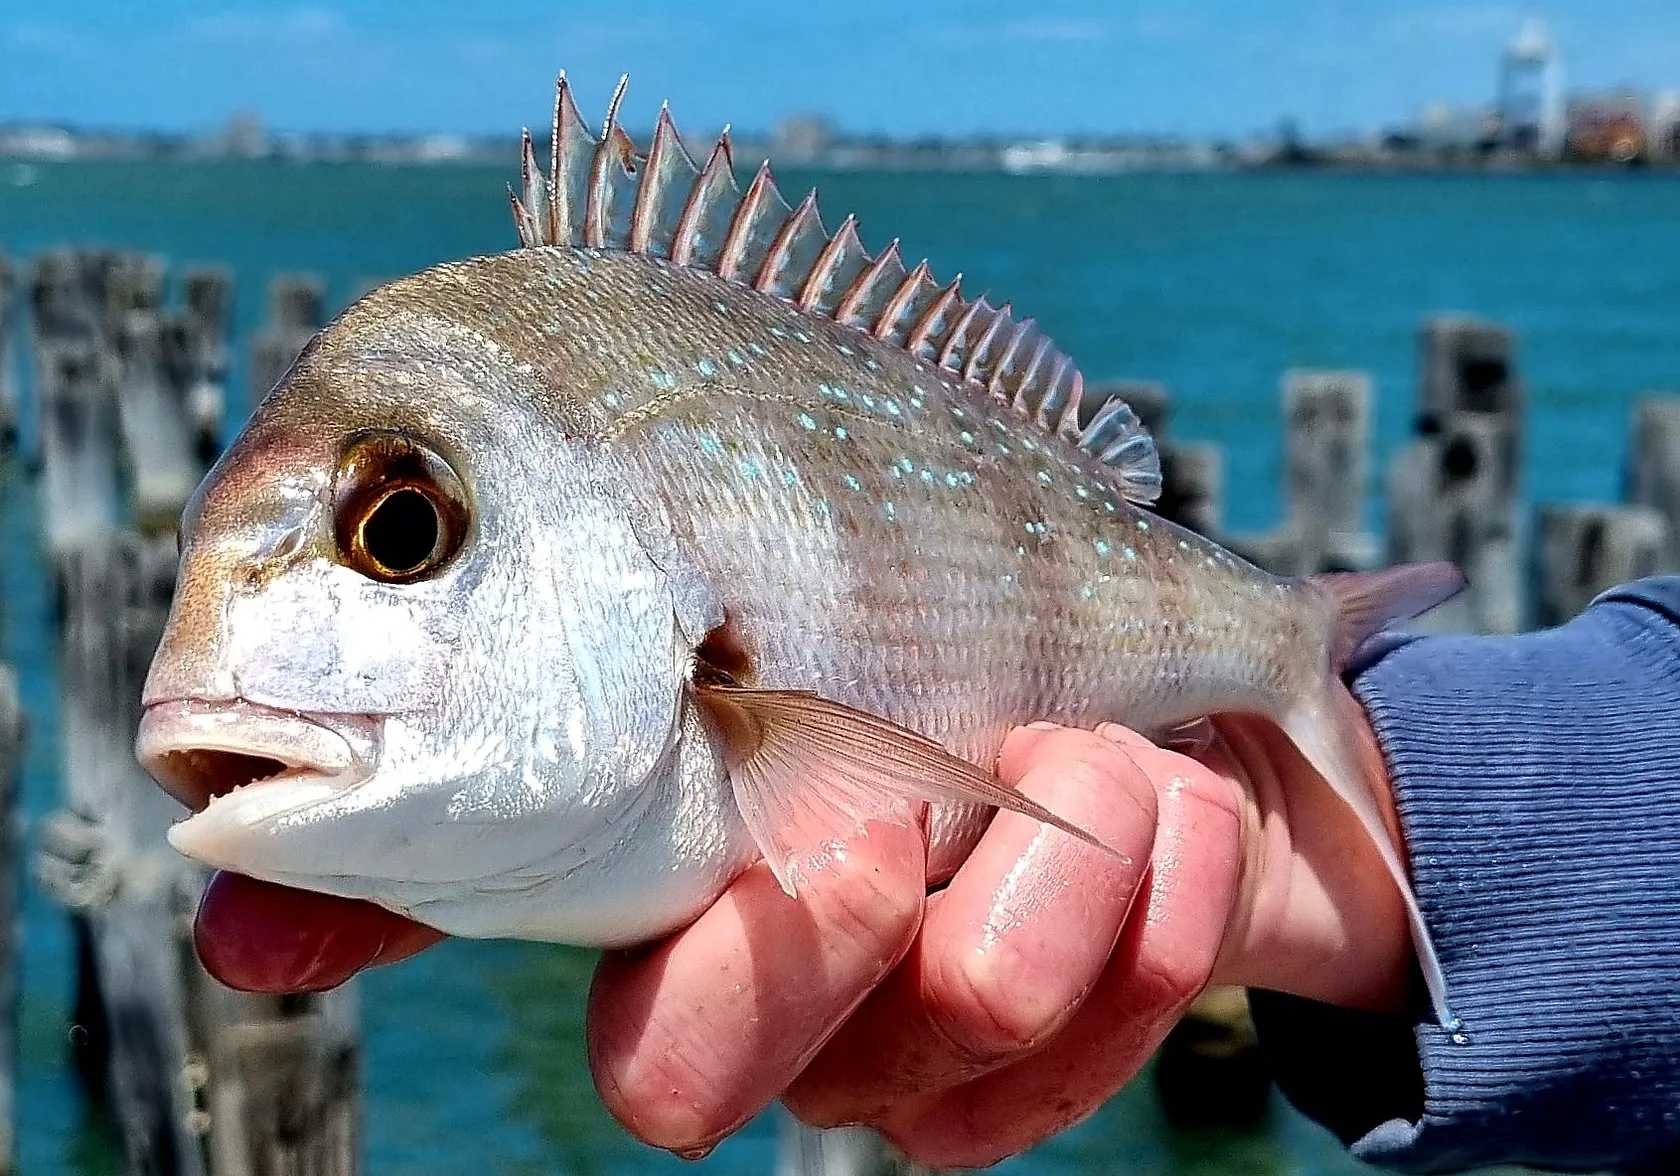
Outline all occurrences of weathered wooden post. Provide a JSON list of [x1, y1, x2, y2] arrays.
[[1387, 317, 1525, 632], [168, 268, 233, 467], [1535, 505, 1667, 627], [116, 309, 209, 535], [0, 252, 17, 450], [250, 275, 325, 406], [1225, 369, 1379, 575], [1282, 369, 1377, 572], [0, 666, 21, 1176], [32, 251, 363, 1175], [1625, 396, 1680, 572]]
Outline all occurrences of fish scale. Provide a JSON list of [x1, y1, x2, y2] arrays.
[[136, 73, 1463, 1029]]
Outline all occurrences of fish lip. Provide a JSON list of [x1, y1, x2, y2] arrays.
[[136, 698, 370, 813]]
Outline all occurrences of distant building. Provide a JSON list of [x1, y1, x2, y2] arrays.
[[1652, 91, 1680, 160], [1567, 91, 1648, 162], [222, 112, 271, 159], [773, 115, 836, 163], [1497, 16, 1566, 156]]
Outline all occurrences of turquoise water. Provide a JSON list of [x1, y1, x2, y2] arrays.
[[5, 159, 1678, 1174]]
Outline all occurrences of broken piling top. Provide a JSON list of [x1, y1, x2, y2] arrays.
[[1418, 315, 1525, 427], [1626, 396, 1680, 572], [250, 273, 327, 406], [114, 307, 208, 535], [1283, 368, 1372, 543], [1536, 504, 1667, 626], [0, 252, 16, 448]]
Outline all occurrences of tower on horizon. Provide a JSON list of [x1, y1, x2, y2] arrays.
[[1498, 15, 1566, 156]]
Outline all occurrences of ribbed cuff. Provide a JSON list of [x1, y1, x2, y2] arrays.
[[1251, 581, 1680, 1175]]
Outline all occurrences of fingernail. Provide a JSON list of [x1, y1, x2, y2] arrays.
[[675, 1143, 716, 1162], [1025, 720, 1065, 731]]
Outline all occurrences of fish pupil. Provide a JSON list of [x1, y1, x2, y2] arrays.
[[362, 488, 440, 575]]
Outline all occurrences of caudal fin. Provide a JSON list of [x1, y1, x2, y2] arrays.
[[1283, 562, 1465, 1028], [1309, 562, 1464, 671]]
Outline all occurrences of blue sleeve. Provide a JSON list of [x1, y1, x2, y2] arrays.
[[1248, 576, 1680, 1175]]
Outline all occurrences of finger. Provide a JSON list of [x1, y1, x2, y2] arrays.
[[195, 870, 445, 993], [586, 818, 926, 1154], [883, 744, 1246, 1168], [785, 728, 1157, 1128]]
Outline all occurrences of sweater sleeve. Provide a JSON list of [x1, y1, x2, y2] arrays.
[[1248, 577, 1680, 1176]]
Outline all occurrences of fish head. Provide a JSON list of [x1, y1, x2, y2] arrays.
[[138, 253, 741, 944]]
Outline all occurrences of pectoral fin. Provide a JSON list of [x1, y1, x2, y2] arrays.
[[692, 684, 1124, 896]]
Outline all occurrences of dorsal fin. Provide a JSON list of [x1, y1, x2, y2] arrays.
[[510, 72, 1159, 506]]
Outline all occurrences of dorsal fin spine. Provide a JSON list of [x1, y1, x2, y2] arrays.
[[672, 133, 734, 266], [963, 303, 1010, 384], [719, 162, 774, 282], [836, 239, 899, 326], [797, 213, 853, 310], [906, 276, 961, 356], [875, 260, 929, 341], [937, 297, 984, 370], [991, 317, 1034, 397], [547, 76, 565, 243], [755, 189, 820, 293], [509, 74, 1161, 506]]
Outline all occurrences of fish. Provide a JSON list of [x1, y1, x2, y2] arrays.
[[135, 74, 1462, 1024]]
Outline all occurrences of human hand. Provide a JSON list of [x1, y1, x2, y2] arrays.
[[587, 713, 1414, 1166]]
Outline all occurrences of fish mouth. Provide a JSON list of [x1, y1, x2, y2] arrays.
[[137, 698, 368, 813]]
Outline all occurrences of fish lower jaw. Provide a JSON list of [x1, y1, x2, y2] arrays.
[[136, 697, 372, 815]]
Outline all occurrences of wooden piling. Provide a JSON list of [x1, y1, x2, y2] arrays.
[[250, 275, 326, 405], [0, 667, 21, 1176], [1535, 505, 1667, 627], [27, 249, 362, 1174], [1226, 369, 1379, 576], [0, 252, 17, 449], [1388, 318, 1526, 632], [1625, 396, 1680, 572]]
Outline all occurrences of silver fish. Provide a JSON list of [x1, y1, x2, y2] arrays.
[[136, 75, 1461, 1023]]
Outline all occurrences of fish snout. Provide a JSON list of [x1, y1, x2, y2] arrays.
[[136, 698, 368, 813]]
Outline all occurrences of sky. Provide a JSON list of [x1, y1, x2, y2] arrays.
[[3, 1, 1680, 140]]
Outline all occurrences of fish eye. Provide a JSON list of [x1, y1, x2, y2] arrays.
[[334, 431, 470, 583]]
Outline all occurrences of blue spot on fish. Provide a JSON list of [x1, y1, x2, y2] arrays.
[[884, 400, 902, 417], [920, 469, 934, 484], [1094, 538, 1111, 556], [649, 370, 677, 391], [799, 413, 818, 430], [1037, 470, 1052, 486], [770, 326, 787, 339], [602, 391, 621, 408], [1123, 545, 1138, 561], [844, 474, 863, 491], [782, 469, 798, 488], [728, 349, 746, 366], [748, 341, 768, 357], [737, 458, 763, 479], [714, 300, 730, 314], [834, 426, 849, 441], [960, 431, 976, 445], [699, 436, 724, 457], [945, 473, 961, 487], [697, 358, 718, 378], [1082, 586, 1095, 601], [1136, 519, 1150, 532], [837, 343, 853, 355], [885, 502, 897, 522]]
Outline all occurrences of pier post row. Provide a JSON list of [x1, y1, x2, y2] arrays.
[[27, 250, 363, 1176]]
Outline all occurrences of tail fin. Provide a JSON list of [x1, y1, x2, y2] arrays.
[[1309, 562, 1465, 670], [1283, 562, 1465, 1028]]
